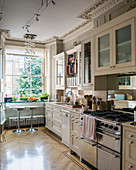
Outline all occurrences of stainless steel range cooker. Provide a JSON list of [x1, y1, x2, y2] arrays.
[[80, 110, 134, 170]]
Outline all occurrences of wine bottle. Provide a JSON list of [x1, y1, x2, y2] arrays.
[[134, 106, 136, 121]]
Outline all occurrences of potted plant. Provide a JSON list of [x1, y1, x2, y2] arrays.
[[39, 93, 50, 101], [12, 95, 18, 101], [20, 96, 29, 101]]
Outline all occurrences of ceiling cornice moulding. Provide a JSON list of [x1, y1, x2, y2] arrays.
[[77, 0, 125, 20], [60, 20, 94, 43]]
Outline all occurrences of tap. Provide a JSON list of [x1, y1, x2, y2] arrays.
[[66, 91, 74, 105]]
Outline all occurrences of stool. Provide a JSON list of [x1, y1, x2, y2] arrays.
[[12, 107, 25, 133], [26, 106, 38, 132]]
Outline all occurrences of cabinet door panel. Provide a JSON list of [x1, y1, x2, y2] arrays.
[[95, 29, 113, 72], [98, 34, 110, 67], [125, 138, 136, 165], [70, 134, 80, 153], [116, 25, 131, 64], [84, 42, 91, 84], [113, 18, 135, 68], [125, 161, 136, 170]]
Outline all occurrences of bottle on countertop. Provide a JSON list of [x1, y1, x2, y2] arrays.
[[92, 96, 97, 111], [134, 106, 136, 121]]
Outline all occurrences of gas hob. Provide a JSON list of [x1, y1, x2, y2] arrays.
[[83, 110, 134, 123]]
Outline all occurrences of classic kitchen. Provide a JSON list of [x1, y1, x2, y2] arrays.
[[0, 0, 136, 170]]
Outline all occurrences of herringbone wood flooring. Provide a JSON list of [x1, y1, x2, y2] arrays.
[[0, 127, 91, 170]]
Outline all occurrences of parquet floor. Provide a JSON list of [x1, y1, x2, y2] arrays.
[[0, 127, 91, 170]]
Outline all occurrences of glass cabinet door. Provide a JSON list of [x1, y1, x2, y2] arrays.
[[116, 25, 131, 64], [98, 34, 110, 67], [78, 51, 82, 85], [84, 42, 91, 84], [56, 58, 64, 86]]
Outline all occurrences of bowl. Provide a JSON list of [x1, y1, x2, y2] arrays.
[[82, 106, 89, 111]]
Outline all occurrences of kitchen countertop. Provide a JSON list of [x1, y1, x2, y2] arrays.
[[122, 122, 136, 129], [46, 102, 83, 113]]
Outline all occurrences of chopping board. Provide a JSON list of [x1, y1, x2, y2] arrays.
[[65, 104, 82, 108]]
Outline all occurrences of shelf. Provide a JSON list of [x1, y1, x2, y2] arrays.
[[67, 86, 77, 88], [117, 40, 131, 47], [98, 47, 110, 52]]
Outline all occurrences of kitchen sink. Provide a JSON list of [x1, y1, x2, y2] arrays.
[[55, 103, 66, 105]]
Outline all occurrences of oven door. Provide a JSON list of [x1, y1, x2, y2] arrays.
[[97, 145, 120, 170], [97, 131, 121, 153], [80, 137, 97, 168]]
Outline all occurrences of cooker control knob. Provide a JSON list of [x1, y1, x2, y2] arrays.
[[109, 125, 113, 129], [100, 122, 104, 126], [114, 126, 119, 131], [104, 124, 109, 128]]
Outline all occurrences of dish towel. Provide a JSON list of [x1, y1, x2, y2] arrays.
[[81, 114, 88, 137], [86, 116, 96, 140]]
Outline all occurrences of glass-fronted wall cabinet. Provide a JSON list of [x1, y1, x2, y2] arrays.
[[113, 19, 135, 68], [95, 18, 135, 74], [96, 29, 112, 71], [82, 38, 92, 87], [66, 45, 81, 88], [54, 52, 65, 90]]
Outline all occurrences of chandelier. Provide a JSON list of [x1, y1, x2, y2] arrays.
[[24, 33, 37, 55]]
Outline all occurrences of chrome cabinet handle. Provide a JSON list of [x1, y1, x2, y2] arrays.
[[110, 65, 112, 68], [98, 146, 120, 158], [128, 165, 133, 169], [129, 134, 133, 138], [128, 141, 133, 144], [75, 121, 78, 123], [97, 131, 120, 140], [80, 138, 97, 147], [75, 136, 78, 139]]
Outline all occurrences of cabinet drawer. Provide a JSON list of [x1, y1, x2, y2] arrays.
[[46, 118, 53, 129], [126, 130, 136, 141], [125, 161, 136, 170], [52, 121, 62, 136], [53, 111, 62, 122], [71, 120, 80, 135], [70, 134, 80, 154], [125, 138, 136, 165]]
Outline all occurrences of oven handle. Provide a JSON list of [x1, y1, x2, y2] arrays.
[[80, 137, 97, 147], [97, 146, 120, 158], [97, 131, 120, 140]]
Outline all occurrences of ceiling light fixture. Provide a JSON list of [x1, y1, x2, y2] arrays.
[[24, 34, 37, 55], [0, 13, 2, 21], [0, 0, 6, 21], [51, 0, 56, 6], [35, 14, 40, 21], [22, 25, 30, 33], [22, 0, 56, 33]]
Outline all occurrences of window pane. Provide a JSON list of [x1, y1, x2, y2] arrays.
[[31, 64, 42, 75], [20, 76, 30, 89], [21, 63, 30, 76], [20, 90, 31, 96], [6, 54, 43, 97], [6, 62, 13, 75], [32, 89, 42, 96], [32, 77, 42, 89]]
